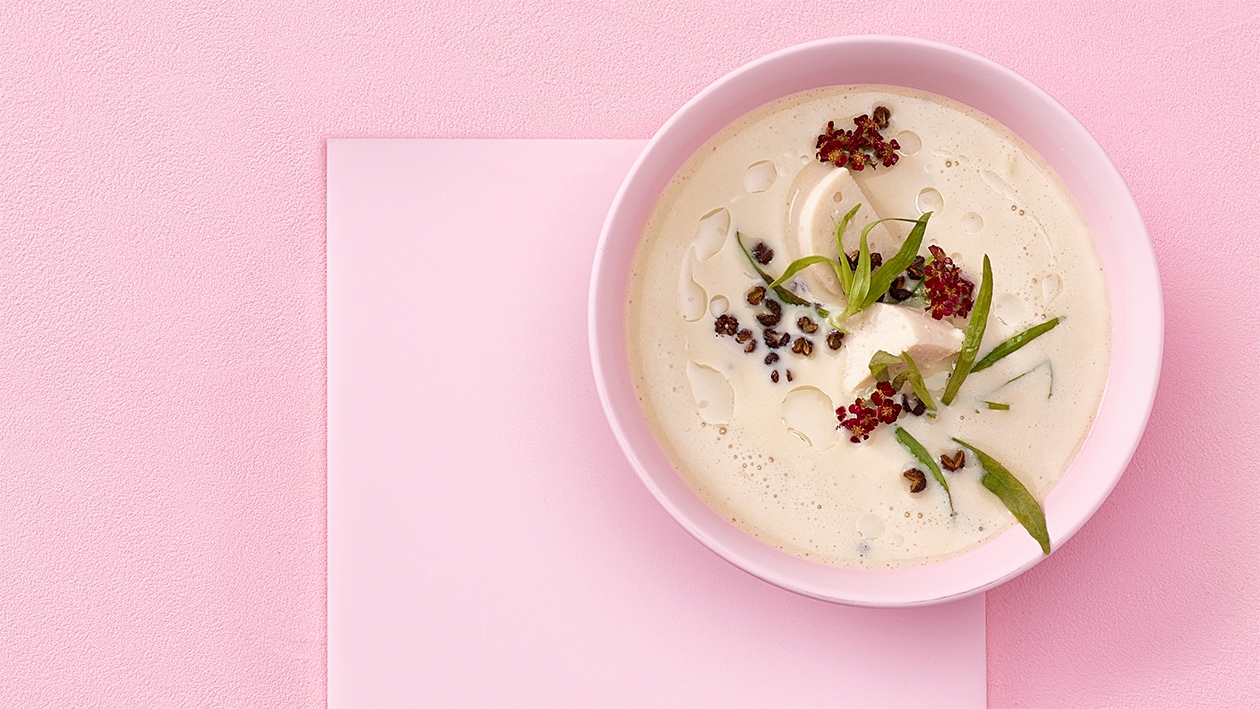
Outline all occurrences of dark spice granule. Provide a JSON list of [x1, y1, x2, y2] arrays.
[[846, 250, 884, 272], [901, 393, 927, 416], [770, 370, 780, 383], [872, 105, 891, 128], [714, 314, 739, 336], [941, 450, 966, 472], [763, 329, 790, 348], [735, 329, 752, 343], [785, 370, 793, 382], [887, 275, 914, 302], [743, 339, 757, 354], [764, 352, 779, 365], [751, 241, 774, 265], [746, 286, 766, 306], [756, 299, 782, 327], [906, 254, 926, 281], [797, 316, 818, 334], [903, 468, 927, 493], [791, 337, 813, 357], [826, 330, 845, 350]]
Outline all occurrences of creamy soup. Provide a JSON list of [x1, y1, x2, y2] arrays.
[[626, 86, 1110, 568]]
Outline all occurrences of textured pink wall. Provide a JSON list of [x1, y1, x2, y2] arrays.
[[1, 1, 1256, 706]]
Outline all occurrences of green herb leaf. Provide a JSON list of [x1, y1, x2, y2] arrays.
[[833, 203, 863, 296], [868, 350, 903, 383], [736, 232, 813, 308], [769, 255, 838, 288], [953, 438, 1050, 555], [845, 228, 873, 318], [861, 212, 931, 310], [984, 401, 1010, 410], [941, 255, 993, 405], [895, 427, 953, 514], [900, 350, 937, 412], [972, 317, 1061, 373], [1000, 361, 1054, 400]]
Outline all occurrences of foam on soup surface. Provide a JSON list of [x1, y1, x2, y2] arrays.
[[626, 86, 1110, 569]]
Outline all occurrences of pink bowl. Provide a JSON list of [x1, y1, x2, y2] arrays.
[[588, 36, 1162, 606]]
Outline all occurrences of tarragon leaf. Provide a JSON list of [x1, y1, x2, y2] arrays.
[[868, 350, 903, 383], [972, 317, 1061, 372], [894, 427, 953, 514], [833, 204, 862, 296], [1005, 361, 1054, 399], [953, 438, 1050, 555], [769, 255, 838, 288], [860, 212, 931, 310], [941, 255, 993, 405], [846, 228, 873, 318], [984, 401, 1010, 410], [900, 350, 937, 412]]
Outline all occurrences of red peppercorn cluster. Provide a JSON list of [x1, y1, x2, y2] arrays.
[[815, 107, 900, 172], [922, 245, 975, 320], [836, 381, 903, 443]]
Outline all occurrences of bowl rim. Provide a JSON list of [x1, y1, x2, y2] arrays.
[[588, 35, 1163, 606]]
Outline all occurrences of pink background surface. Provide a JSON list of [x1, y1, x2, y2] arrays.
[[2, 1, 1257, 707], [326, 139, 984, 707]]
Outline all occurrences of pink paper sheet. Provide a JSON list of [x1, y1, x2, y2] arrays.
[[327, 139, 985, 707]]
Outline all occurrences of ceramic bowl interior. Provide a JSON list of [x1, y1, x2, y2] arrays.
[[588, 36, 1162, 606]]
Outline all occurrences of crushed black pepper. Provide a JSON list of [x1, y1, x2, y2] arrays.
[[790, 337, 813, 357], [714, 314, 739, 336], [826, 330, 845, 350], [763, 352, 779, 365], [746, 286, 766, 306], [797, 316, 818, 333]]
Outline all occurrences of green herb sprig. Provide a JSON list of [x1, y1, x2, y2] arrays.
[[762, 209, 931, 324], [857, 213, 930, 313], [1003, 362, 1055, 400], [953, 438, 1050, 555], [869, 350, 936, 412], [900, 351, 936, 412], [972, 317, 1061, 372], [941, 255, 993, 405]]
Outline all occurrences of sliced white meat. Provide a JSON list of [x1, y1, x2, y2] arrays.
[[840, 303, 964, 394]]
